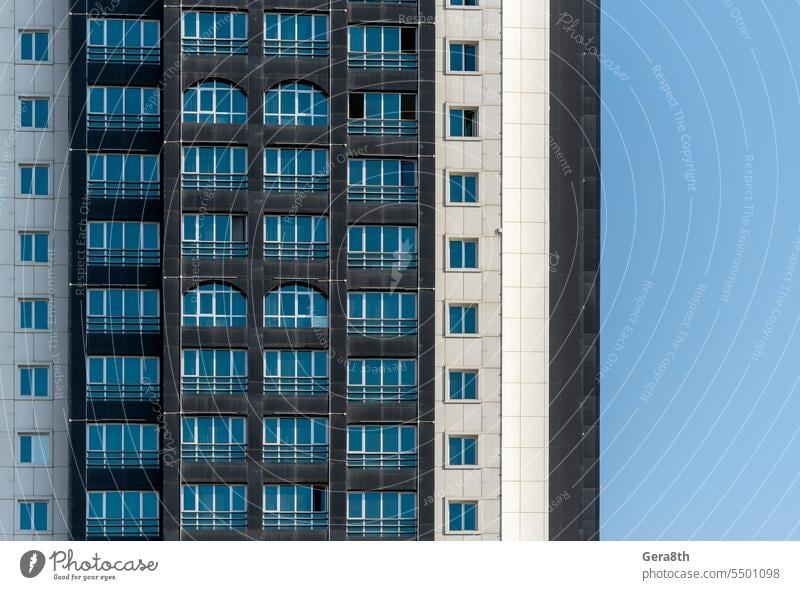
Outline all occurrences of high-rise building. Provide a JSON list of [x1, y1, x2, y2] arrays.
[[1, 0, 599, 541]]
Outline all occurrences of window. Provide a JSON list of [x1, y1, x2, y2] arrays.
[[183, 214, 247, 258], [448, 239, 478, 269], [20, 233, 48, 263], [347, 491, 416, 537], [87, 423, 159, 468], [448, 304, 478, 335], [264, 285, 328, 329], [347, 425, 416, 469], [87, 87, 160, 130], [264, 148, 329, 192], [87, 491, 159, 539], [182, 416, 246, 462], [182, 484, 247, 530], [183, 146, 247, 191], [449, 42, 478, 72], [19, 299, 48, 330], [263, 485, 327, 531], [183, 80, 247, 124], [450, 0, 478, 5], [347, 359, 416, 403], [88, 153, 159, 200], [182, 349, 247, 395], [264, 215, 328, 260], [347, 292, 417, 336], [182, 11, 247, 55], [87, 19, 160, 63], [87, 289, 159, 333], [19, 31, 48, 61], [449, 173, 478, 203], [263, 417, 328, 462], [448, 435, 478, 466], [88, 221, 160, 266], [19, 165, 48, 196], [19, 366, 48, 398], [348, 226, 417, 269], [449, 108, 479, 137], [264, 13, 329, 57], [348, 159, 417, 202], [18, 434, 49, 465], [348, 93, 417, 135], [182, 282, 246, 327], [448, 370, 478, 400], [19, 98, 48, 129], [348, 26, 416, 70], [19, 501, 48, 533], [448, 501, 478, 532], [264, 350, 328, 396], [87, 356, 159, 400], [265, 82, 328, 126]]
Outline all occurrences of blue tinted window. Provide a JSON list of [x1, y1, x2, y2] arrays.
[[449, 174, 478, 203], [20, 165, 48, 196], [20, 233, 48, 263], [449, 239, 478, 269], [449, 305, 478, 334], [448, 436, 478, 466], [20, 501, 48, 532], [20, 366, 48, 397], [20, 300, 48, 330], [448, 370, 478, 400], [448, 501, 477, 532], [20, 31, 48, 61], [449, 43, 478, 71], [449, 108, 478, 137], [20, 98, 48, 129]]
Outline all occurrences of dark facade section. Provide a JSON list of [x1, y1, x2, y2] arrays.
[[548, 0, 601, 541]]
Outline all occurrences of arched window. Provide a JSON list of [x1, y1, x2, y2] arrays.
[[264, 285, 327, 328], [183, 80, 247, 124], [264, 81, 328, 126], [183, 282, 247, 327]]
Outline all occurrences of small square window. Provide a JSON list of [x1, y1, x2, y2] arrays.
[[20, 98, 49, 129], [448, 435, 478, 466], [448, 304, 478, 335], [20, 31, 49, 61], [448, 501, 478, 532], [20, 165, 49, 196], [450, 0, 479, 6], [20, 233, 49, 263], [449, 43, 478, 72], [449, 108, 478, 137], [449, 239, 478, 269], [19, 299, 48, 330], [449, 174, 478, 204], [19, 500, 48, 532], [18, 433, 49, 465], [20, 366, 48, 397], [449, 370, 478, 400]]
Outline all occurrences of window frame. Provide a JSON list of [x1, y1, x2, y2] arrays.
[[182, 213, 248, 258], [181, 416, 247, 462], [347, 358, 417, 403], [19, 30, 50, 62], [263, 12, 330, 57], [447, 40, 480, 74], [263, 416, 329, 463], [446, 500, 480, 534], [348, 25, 417, 70], [182, 146, 248, 192], [264, 81, 329, 126], [87, 18, 160, 63], [447, 237, 480, 271], [86, 422, 160, 468], [446, 368, 480, 403], [263, 147, 329, 193], [348, 92, 418, 136], [447, 302, 479, 336], [19, 232, 49, 264], [347, 225, 418, 270], [183, 80, 248, 124], [446, 171, 480, 206], [17, 432, 50, 466], [18, 163, 50, 197], [347, 291, 418, 337], [347, 158, 418, 203], [18, 298, 49, 331], [346, 424, 417, 470], [87, 355, 160, 401], [181, 11, 248, 55], [87, 221, 160, 267], [447, 106, 480, 139], [181, 484, 247, 531], [86, 86, 160, 130], [446, 434, 479, 468], [18, 365, 49, 398], [263, 349, 329, 397], [182, 282, 247, 328], [181, 348, 248, 396], [263, 484, 328, 531], [264, 285, 329, 329], [18, 97, 49, 130], [88, 152, 160, 200], [18, 499, 50, 533], [263, 215, 329, 260], [86, 289, 159, 333], [86, 490, 159, 539]]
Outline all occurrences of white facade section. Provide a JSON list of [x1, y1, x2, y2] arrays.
[[434, 0, 503, 539], [500, 0, 550, 540], [0, 1, 69, 539]]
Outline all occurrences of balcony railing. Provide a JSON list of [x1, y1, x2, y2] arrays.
[[86, 517, 159, 539], [181, 511, 247, 530], [87, 383, 159, 401], [263, 511, 328, 531], [182, 173, 247, 192], [347, 451, 416, 470], [347, 184, 417, 203], [87, 449, 160, 469], [264, 39, 328, 58], [182, 241, 247, 259], [181, 376, 247, 396], [347, 384, 416, 403], [87, 46, 160, 64], [263, 443, 328, 463], [87, 113, 160, 131], [88, 247, 160, 267], [181, 442, 246, 463], [347, 118, 417, 136], [182, 39, 247, 55], [263, 174, 329, 193], [348, 51, 417, 70], [263, 242, 328, 260], [347, 518, 416, 538], [347, 252, 417, 270], [263, 375, 328, 397], [86, 316, 159, 333], [347, 318, 417, 337], [87, 179, 159, 200]]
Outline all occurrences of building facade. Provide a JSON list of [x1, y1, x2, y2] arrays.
[[0, 0, 599, 541]]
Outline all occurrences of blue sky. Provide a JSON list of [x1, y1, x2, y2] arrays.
[[601, 1, 800, 539]]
